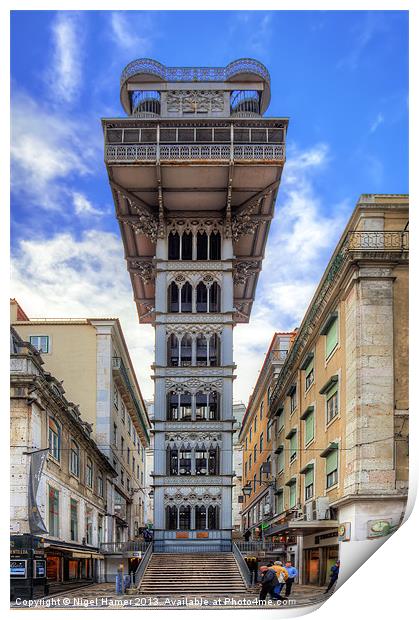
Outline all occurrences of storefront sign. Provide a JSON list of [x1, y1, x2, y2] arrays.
[[338, 522, 351, 542], [130, 551, 142, 558], [10, 560, 27, 578]]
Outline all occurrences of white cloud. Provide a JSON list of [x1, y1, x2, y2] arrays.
[[73, 192, 104, 217], [369, 112, 384, 133], [233, 142, 350, 404], [47, 12, 84, 105], [110, 12, 153, 54], [11, 230, 155, 400], [228, 12, 274, 56], [11, 91, 100, 211]]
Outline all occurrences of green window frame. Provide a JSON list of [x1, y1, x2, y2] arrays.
[[289, 482, 296, 508], [326, 449, 338, 488], [305, 411, 315, 445], [29, 335, 49, 353], [326, 383, 339, 423], [276, 490, 284, 514], [304, 468, 314, 500], [278, 446, 284, 473], [325, 316, 338, 358], [48, 418, 61, 461]]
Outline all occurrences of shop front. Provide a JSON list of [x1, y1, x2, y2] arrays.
[[43, 542, 103, 592], [10, 535, 47, 601], [303, 530, 339, 586]]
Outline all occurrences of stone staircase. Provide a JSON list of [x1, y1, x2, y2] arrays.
[[138, 553, 249, 595]]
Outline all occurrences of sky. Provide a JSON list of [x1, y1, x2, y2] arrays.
[[10, 10, 408, 405]]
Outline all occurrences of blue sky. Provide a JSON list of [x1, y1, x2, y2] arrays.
[[10, 10, 408, 402]]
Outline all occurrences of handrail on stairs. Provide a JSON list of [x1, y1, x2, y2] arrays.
[[232, 542, 252, 588], [134, 542, 154, 588]]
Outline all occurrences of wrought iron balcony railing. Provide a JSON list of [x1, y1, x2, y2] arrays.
[[346, 230, 409, 251], [105, 143, 285, 164]]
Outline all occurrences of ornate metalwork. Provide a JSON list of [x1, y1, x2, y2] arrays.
[[106, 144, 283, 163], [233, 260, 259, 285], [231, 201, 261, 241], [166, 218, 224, 237], [167, 90, 224, 115], [165, 377, 223, 394], [347, 231, 409, 251], [121, 58, 270, 87]]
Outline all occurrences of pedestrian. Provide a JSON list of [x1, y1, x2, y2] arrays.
[[271, 561, 288, 599], [284, 561, 298, 598], [259, 566, 279, 601], [325, 560, 340, 593], [247, 556, 258, 585], [244, 529, 252, 542]]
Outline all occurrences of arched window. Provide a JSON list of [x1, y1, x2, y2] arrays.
[[167, 447, 179, 475], [195, 505, 207, 530], [48, 418, 61, 461], [208, 334, 219, 366], [180, 334, 192, 366], [180, 282, 192, 312], [197, 232, 208, 260], [195, 449, 208, 475], [179, 505, 191, 530], [208, 505, 219, 530], [167, 392, 192, 421], [168, 282, 179, 312], [69, 440, 80, 476], [209, 391, 219, 420], [208, 448, 218, 475], [209, 232, 221, 259], [195, 391, 219, 421], [166, 505, 177, 530], [196, 335, 208, 366], [196, 282, 207, 313], [167, 334, 179, 367], [209, 283, 221, 312], [181, 232, 192, 260], [168, 232, 180, 260], [179, 450, 192, 475]]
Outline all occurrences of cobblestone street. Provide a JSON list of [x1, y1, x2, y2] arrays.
[[11, 582, 333, 610]]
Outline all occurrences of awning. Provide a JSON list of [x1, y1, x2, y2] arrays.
[[44, 545, 102, 559], [265, 519, 339, 537]]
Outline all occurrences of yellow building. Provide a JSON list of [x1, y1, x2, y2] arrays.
[[11, 301, 151, 554], [238, 332, 295, 537], [267, 194, 409, 586]]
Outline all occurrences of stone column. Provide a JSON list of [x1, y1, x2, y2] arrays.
[[344, 265, 396, 496]]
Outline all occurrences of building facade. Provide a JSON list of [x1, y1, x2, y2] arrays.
[[103, 58, 287, 551], [11, 303, 151, 553], [10, 328, 117, 596], [232, 401, 246, 533], [267, 195, 409, 586], [238, 333, 294, 541]]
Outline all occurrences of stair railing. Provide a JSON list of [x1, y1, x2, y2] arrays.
[[134, 542, 153, 587], [232, 542, 252, 588]]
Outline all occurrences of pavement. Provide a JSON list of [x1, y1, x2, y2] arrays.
[[11, 582, 334, 610]]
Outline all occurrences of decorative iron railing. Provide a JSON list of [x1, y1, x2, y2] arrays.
[[121, 58, 270, 87], [100, 541, 151, 554], [235, 541, 282, 553], [346, 230, 409, 251], [105, 143, 285, 163]]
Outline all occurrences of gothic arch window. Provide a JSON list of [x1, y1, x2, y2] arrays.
[[167, 391, 192, 421], [167, 333, 179, 367], [180, 334, 192, 366], [208, 447, 218, 475], [209, 282, 221, 312], [196, 334, 208, 366], [168, 282, 179, 312], [181, 232, 193, 260], [180, 282, 192, 312], [209, 334, 220, 366], [195, 505, 207, 530], [208, 505, 219, 530], [197, 231, 208, 260], [195, 390, 220, 421], [196, 282, 208, 313], [179, 505, 191, 530], [179, 449, 192, 475], [167, 446, 179, 475], [209, 232, 221, 259], [168, 232, 180, 260], [166, 505, 177, 530], [195, 449, 208, 475]]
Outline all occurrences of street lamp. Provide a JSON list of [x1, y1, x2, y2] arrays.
[[242, 483, 252, 496]]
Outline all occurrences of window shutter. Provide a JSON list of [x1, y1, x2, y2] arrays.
[[326, 317, 338, 358], [326, 382, 338, 399], [326, 449, 338, 474], [305, 468, 314, 487], [290, 432, 297, 452], [278, 410, 284, 430], [305, 358, 314, 376], [289, 483, 296, 507], [305, 412, 314, 443]]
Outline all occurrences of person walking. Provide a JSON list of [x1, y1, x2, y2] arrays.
[[259, 566, 279, 601], [244, 529, 252, 542], [284, 561, 298, 598], [271, 561, 288, 599], [325, 560, 340, 593], [248, 556, 258, 586]]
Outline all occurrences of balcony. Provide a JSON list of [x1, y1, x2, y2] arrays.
[[100, 541, 151, 555], [346, 230, 409, 252], [105, 143, 284, 164]]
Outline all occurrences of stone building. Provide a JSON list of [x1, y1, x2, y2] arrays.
[[103, 58, 287, 552], [10, 328, 117, 593], [267, 195, 409, 586], [232, 401, 246, 533], [11, 302, 151, 571], [238, 333, 295, 541]]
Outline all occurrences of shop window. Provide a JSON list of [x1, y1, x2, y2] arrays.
[[48, 418, 61, 461]]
